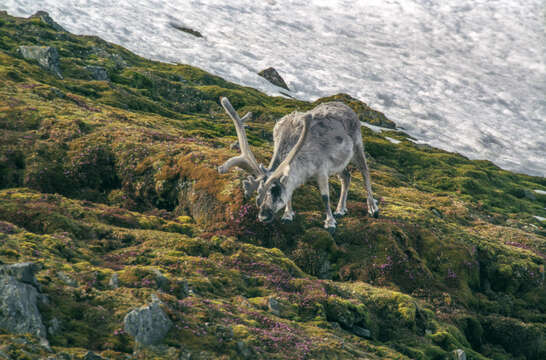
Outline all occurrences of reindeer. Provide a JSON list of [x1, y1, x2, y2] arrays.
[[218, 97, 379, 231]]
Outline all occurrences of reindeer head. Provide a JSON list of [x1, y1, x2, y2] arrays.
[[255, 175, 287, 223], [217, 97, 311, 223]]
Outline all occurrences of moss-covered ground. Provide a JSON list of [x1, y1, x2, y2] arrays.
[[0, 11, 544, 359]]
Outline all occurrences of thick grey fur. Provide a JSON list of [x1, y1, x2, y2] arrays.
[[219, 98, 379, 231]]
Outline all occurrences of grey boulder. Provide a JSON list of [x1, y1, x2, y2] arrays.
[[123, 296, 172, 346], [0, 276, 47, 340], [452, 349, 466, 360], [19, 45, 63, 79], [0, 262, 41, 286]]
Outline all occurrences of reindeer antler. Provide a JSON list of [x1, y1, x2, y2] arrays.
[[284, 113, 312, 165], [218, 97, 265, 178], [263, 113, 312, 189]]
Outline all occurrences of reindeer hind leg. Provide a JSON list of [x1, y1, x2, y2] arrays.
[[353, 144, 379, 218], [317, 173, 337, 232], [334, 168, 351, 217]]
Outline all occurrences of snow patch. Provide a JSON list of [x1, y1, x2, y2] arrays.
[[2, 0, 544, 176], [385, 137, 401, 144], [361, 122, 398, 134]]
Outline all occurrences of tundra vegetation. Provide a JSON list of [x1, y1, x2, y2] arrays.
[[0, 11, 544, 360]]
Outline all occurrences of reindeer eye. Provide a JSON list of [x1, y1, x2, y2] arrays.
[[271, 184, 282, 199]]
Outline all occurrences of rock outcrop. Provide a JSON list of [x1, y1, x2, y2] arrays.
[[123, 295, 172, 346], [258, 67, 289, 90], [19, 45, 63, 79], [85, 65, 109, 81], [30, 11, 66, 32], [313, 93, 396, 129]]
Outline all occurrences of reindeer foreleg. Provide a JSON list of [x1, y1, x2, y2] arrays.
[[281, 199, 295, 222]]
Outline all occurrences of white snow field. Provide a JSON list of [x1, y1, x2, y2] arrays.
[[2, 0, 545, 176]]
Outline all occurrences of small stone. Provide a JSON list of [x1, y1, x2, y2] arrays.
[[153, 269, 169, 290], [430, 207, 443, 218], [452, 349, 466, 360], [318, 257, 331, 280], [57, 271, 77, 287], [83, 351, 105, 360], [179, 349, 192, 360], [19, 46, 63, 79], [178, 280, 189, 298], [109, 273, 119, 289], [258, 67, 289, 90], [48, 317, 61, 336], [170, 22, 203, 38], [123, 296, 172, 346], [236, 341, 254, 359], [268, 297, 281, 316], [352, 326, 371, 338], [85, 65, 109, 81], [267, 298, 281, 316]]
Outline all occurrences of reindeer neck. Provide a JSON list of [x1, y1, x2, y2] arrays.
[[277, 160, 309, 200]]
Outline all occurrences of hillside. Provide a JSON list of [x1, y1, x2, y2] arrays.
[[0, 11, 545, 360]]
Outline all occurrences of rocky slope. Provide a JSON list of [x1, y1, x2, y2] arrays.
[[0, 11, 544, 360]]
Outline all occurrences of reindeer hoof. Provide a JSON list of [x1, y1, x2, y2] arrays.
[[324, 218, 337, 233], [281, 212, 295, 222], [334, 209, 347, 218], [367, 198, 379, 218]]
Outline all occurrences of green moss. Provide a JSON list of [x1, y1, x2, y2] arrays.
[[0, 10, 544, 359]]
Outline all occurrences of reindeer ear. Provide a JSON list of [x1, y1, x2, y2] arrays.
[[280, 175, 288, 185], [242, 176, 261, 199]]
